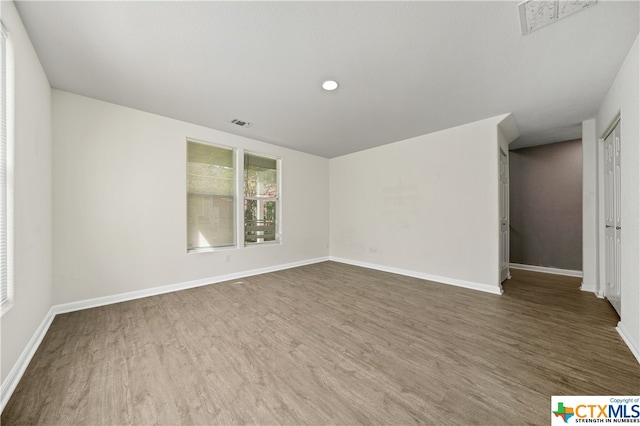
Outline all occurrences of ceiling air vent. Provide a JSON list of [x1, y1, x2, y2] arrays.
[[519, 0, 597, 36], [230, 118, 252, 128]]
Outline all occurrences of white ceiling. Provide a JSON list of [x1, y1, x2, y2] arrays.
[[14, 1, 639, 158]]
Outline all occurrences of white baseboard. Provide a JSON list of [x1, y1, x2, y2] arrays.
[[329, 257, 503, 295], [616, 321, 640, 365], [1, 307, 56, 412], [585, 287, 605, 299], [53, 256, 330, 315], [1, 256, 329, 413], [509, 263, 583, 278], [579, 282, 603, 297]]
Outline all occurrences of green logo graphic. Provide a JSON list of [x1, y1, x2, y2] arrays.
[[553, 402, 575, 423]]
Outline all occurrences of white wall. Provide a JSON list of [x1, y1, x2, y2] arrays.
[[581, 118, 598, 293], [329, 114, 514, 294], [595, 34, 640, 356], [52, 90, 329, 304], [0, 1, 53, 384]]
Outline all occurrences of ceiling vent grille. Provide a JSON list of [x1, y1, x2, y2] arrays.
[[230, 118, 252, 128], [519, 0, 597, 36]]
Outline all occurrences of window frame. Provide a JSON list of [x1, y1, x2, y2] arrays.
[[243, 151, 281, 246], [186, 138, 237, 253], [0, 21, 13, 316]]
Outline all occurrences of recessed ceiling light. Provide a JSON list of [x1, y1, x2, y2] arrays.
[[322, 80, 339, 91]]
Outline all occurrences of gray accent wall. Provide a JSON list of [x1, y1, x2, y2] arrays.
[[509, 139, 583, 271]]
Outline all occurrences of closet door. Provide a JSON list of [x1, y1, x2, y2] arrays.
[[603, 120, 621, 316]]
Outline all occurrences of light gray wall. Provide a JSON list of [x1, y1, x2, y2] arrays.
[[330, 114, 515, 294], [509, 139, 582, 271], [52, 90, 329, 305], [0, 1, 53, 386]]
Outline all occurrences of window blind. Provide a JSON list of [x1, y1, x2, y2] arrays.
[[0, 22, 10, 311], [187, 140, 236, 251]]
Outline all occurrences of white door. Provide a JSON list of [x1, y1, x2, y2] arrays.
[[603, 120, 621, 315], [499, 149, 510, 282]]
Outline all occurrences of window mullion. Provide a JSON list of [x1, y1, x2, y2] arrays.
[[237, 148, 245, 248]]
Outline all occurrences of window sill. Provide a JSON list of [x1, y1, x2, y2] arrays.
[[1, 301, 14, 318], [244, 240, 281, 248], [187, 245, 237, 254]]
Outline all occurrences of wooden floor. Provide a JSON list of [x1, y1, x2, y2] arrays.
[[3, 262, 639, 425]]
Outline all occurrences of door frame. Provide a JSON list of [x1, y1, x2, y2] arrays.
[[596, 115, 621, 302], [499, 147, 510, 283]]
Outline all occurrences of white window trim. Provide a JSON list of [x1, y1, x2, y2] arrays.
[[1, 20, 14, 317], [186, 144, 283, 253], [243, 150, 281, 246], [186, 138, 237, 253]]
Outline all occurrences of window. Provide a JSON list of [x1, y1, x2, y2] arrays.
[[244, 153, 279, 244], [1, 21, 12, 315], [187, 140, 235, 251]]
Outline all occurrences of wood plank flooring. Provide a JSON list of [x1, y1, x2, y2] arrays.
[[2, 261, 639, 425]]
